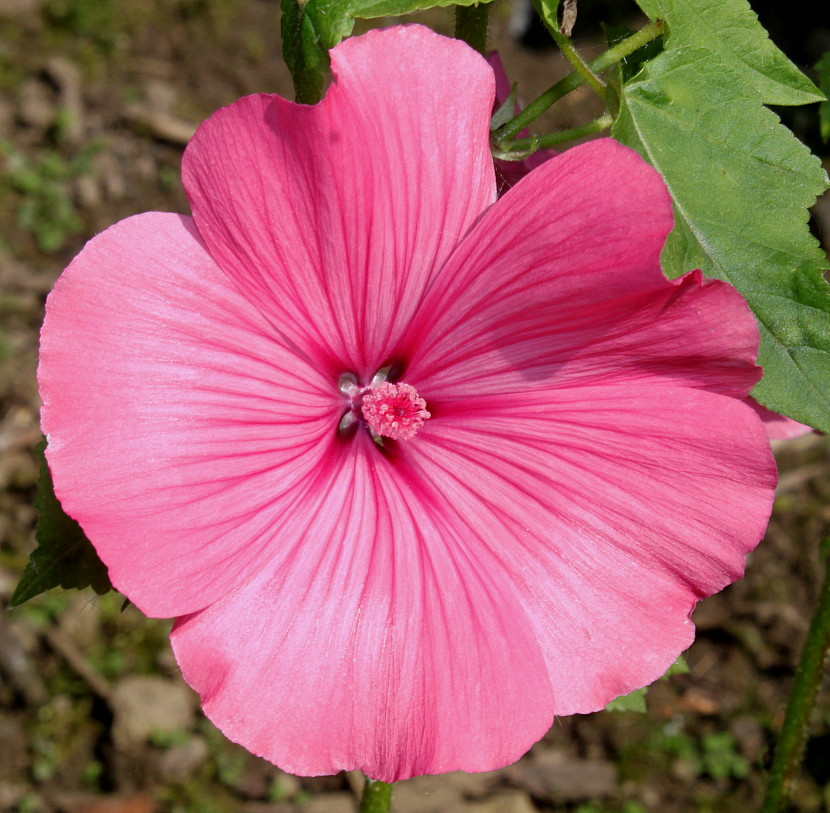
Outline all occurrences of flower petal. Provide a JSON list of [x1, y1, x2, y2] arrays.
[[394, 137, 776, 713], [39, 212, 340, 617], [406, 384, 775, 714], [747, 397, 813, 439], [182, 25, 496, 378], [170, 434, 553, 782], [405, 139, 761, 402]]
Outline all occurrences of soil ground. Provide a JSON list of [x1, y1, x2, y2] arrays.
[[1, 1, 829, 811]]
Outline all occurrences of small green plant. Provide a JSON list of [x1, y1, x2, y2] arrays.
[[700, 732, 751, 781], [158, 779, 235, 813], [267, 777, 290, 803], [201, 720, 249, 789], [29, 695, 98, 784], [150, 728, 192, 749], [83, 592, 171, 676], [80, 759, 104, 788], [43, 0, 118, 53], [16, 794, 41, 813], [0, 51, 25, 91], [16, 589, 72, 628], [650, 724, 750, 782], [574, 802, 648, 813], [1, 141, 97, 253]]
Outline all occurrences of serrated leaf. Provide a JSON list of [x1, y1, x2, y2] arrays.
[[606, 687, 648, 713], [280, 0, 328, 106], [10, 440, 112, 607], [633, 0, 823, 105], [605, 656, 688, 713], [529, 0, 560, 36], [282, 0, 496, 103], [613, 44, 830, 432], [817, 51, 830, 143], [665, 654, 689, 676]]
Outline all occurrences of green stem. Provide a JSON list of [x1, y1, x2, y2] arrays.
[[495, 19, 664, 141], [455, 2, 489, 55], [503, 114, 613, 151], [549, 28, 606, 98], [359, 777, 394, 813], [588, 19, 665, 72], [762, 544, 830, 813]]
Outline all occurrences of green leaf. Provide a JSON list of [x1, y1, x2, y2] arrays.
[[529, 0, 560, 36], [491, 84, 520, 131], [632, 0, 823, 105], [10, 440, 112, 607], [280, 0, 333, 105], [606, 687, 648, 713], [614, 38, 830, 432], [605, 656, 688, 713], [282, 0, 496, 103], [817, 51, 830, 143], [664, 654, 689, 676]]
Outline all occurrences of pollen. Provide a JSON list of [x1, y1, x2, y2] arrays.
[[360, 381, 431, 441]]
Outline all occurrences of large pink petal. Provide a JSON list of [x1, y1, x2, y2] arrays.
[[39, 212, 341, 617], [404, 140, 761, 402], [171, 433, 553, 782], [405, 384, 775, 714], [183, 25, 496, 380], [390, 136, 776, 713]]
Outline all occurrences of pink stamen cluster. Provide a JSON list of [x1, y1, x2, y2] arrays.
[[360, 381, 430, 441]]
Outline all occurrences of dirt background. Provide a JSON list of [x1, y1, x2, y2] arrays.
[[1, 0, 829, 811]]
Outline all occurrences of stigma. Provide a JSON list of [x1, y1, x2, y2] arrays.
[[338, 373, 431, 442], [361, 381, 430, 441]]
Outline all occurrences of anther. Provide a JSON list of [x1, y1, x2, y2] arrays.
[[360, 381, 430, 442]]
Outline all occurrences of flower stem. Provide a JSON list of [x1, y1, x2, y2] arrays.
[[762, 542, 830, 813], [455, 2, 489, 55], [504, 114, 613, 151], [549, 28, 606, 98], [359, 777, 394, 813], [495, 20, 664, 141]]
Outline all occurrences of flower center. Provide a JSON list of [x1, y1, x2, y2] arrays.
[[338, 372, 430, 442], [361, 381, 431, 441]]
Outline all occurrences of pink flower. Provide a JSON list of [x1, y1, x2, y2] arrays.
[[39, 25, 776, 782]]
